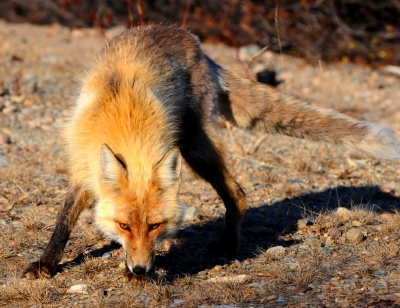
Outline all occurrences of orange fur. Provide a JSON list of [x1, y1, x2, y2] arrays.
[[22, 25, 400, 280]]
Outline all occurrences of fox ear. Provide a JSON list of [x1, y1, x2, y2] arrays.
[[156, 148, 182, 187], [100, 144, 127, 188]]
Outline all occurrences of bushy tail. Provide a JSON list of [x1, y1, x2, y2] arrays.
[[218, 69, 400, 159]]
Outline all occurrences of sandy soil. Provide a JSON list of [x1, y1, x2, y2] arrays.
[[0, 21, 400, 307]]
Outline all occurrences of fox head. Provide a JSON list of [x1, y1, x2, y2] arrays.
[[94, 143, 182, 276]]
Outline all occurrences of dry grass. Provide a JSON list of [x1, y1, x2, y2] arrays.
[[79, 256, 107, 279], [0, 241, 13, 260], [1, 21, 400, 307], [0, 278, 54, 305], [268, 256, 321, 286], [369, 243, 400, 266]]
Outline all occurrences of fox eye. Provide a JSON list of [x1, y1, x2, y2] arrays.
[[149, 223, 160, 231], [119, 223, 130, 231]]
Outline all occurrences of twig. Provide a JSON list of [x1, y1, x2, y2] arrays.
[[136, 0, 144, 26], [13, 180, 30, 199], [246, 133, 269, 155], [319, 60, 325, 79], [232, 154, 270, 168], [274, 4, 283, 60], [181, 0, 191, 28], [244, 45, 268, 76], [126, 0, 135, 27], [225, 121, 245, 155], [13, 70, 22, 96]]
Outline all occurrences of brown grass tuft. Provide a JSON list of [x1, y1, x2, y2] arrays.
[[0, 278, 53, 305]]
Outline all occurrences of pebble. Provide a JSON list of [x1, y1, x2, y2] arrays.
[[10, 95, 25, 104], [206, 274, 250, 283], [266, 246, 286, 256], [102, 252, 112, 258], [327, 228, 341, 240], [181, 202, 199, 221], [321, 247, 332, 255], [373, 270, 387, 277], [345, 228, 364, 243], [238, 44, 261, 61], [335, 207, 352, 221], [66, 284, 88, 295], [0, 219, 10, 226], [351, 220, 362, 227], [297, 218, 308, 229], [0, 133, 11, 145], [0, 196, 12, 211], [0, 155, 10, 167]]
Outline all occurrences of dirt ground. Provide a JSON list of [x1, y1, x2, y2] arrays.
[[0, 21, 400, 307]]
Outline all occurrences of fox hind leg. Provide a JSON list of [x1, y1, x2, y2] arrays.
[[21, 184, 92, 279], [180, 129, 246, 257]]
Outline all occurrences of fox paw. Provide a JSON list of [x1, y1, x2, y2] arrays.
[[21, 261, 54, 279]]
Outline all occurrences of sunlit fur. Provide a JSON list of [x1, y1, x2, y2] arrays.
[[62, 36, 185, 272], [60, 25, 399, 276]]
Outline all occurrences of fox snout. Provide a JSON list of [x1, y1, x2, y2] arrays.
[[124, 245, 155, 276]]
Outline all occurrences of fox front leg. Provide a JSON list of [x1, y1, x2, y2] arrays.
[[21, 185, 91, 279]]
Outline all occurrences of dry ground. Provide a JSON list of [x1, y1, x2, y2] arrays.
[[0, 22, 400, 307]]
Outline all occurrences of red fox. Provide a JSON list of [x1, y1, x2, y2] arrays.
[[22, 25, 400, 280]]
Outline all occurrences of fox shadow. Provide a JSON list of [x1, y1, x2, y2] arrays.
[[155, 184, 400, 280], [58, 185, 400, 280]]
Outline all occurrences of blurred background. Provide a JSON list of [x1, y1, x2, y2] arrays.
[[1, 0, 400, 66]]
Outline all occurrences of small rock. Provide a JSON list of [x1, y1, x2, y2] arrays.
[[0, 219, 10, 226], [352, 220, 362, 227], [297, 218, 308, 229], [181, 202, 199, 221], [22, 74, 39, 93], [266, 246, 286, 256], [336, 207, 352, 221], [346, 157, 367, 168], [0, 133, 11, 145], [348, 256, 358, 262], [238, 44, 261, 61], [327, 228, 342, 240], [10, 95, 25, 104], [0, 196, 12, 211], [41, 55, 66, 64], [374, 270, 387, 277], [102, 252, 112, 258], [380, 213, 393, 221], [66, 284, 88, 295], [321, 247, 332, 255], [206, 274, 250, 283], [345, 228, 364, 243], [170, 299, 184, 307], [317, 294, 329, 300]]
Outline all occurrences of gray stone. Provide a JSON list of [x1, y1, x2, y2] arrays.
[[321, 247, 332, 255], [374, 270, 387, 277], [345, 228, 364, 243], [297, 218, 308, 229], [181, 202, 199, 221], [266, 245, 286, 256], [102, 252, 112, 258], [0, 156, 9, 167]]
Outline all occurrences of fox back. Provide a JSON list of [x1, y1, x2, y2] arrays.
[[22, 25, 399, 280]]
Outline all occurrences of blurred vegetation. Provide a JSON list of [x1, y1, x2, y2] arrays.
[[1, 0, 400, 66]]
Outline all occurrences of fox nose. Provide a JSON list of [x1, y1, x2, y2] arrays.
[[132, 265, 146, 276]]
